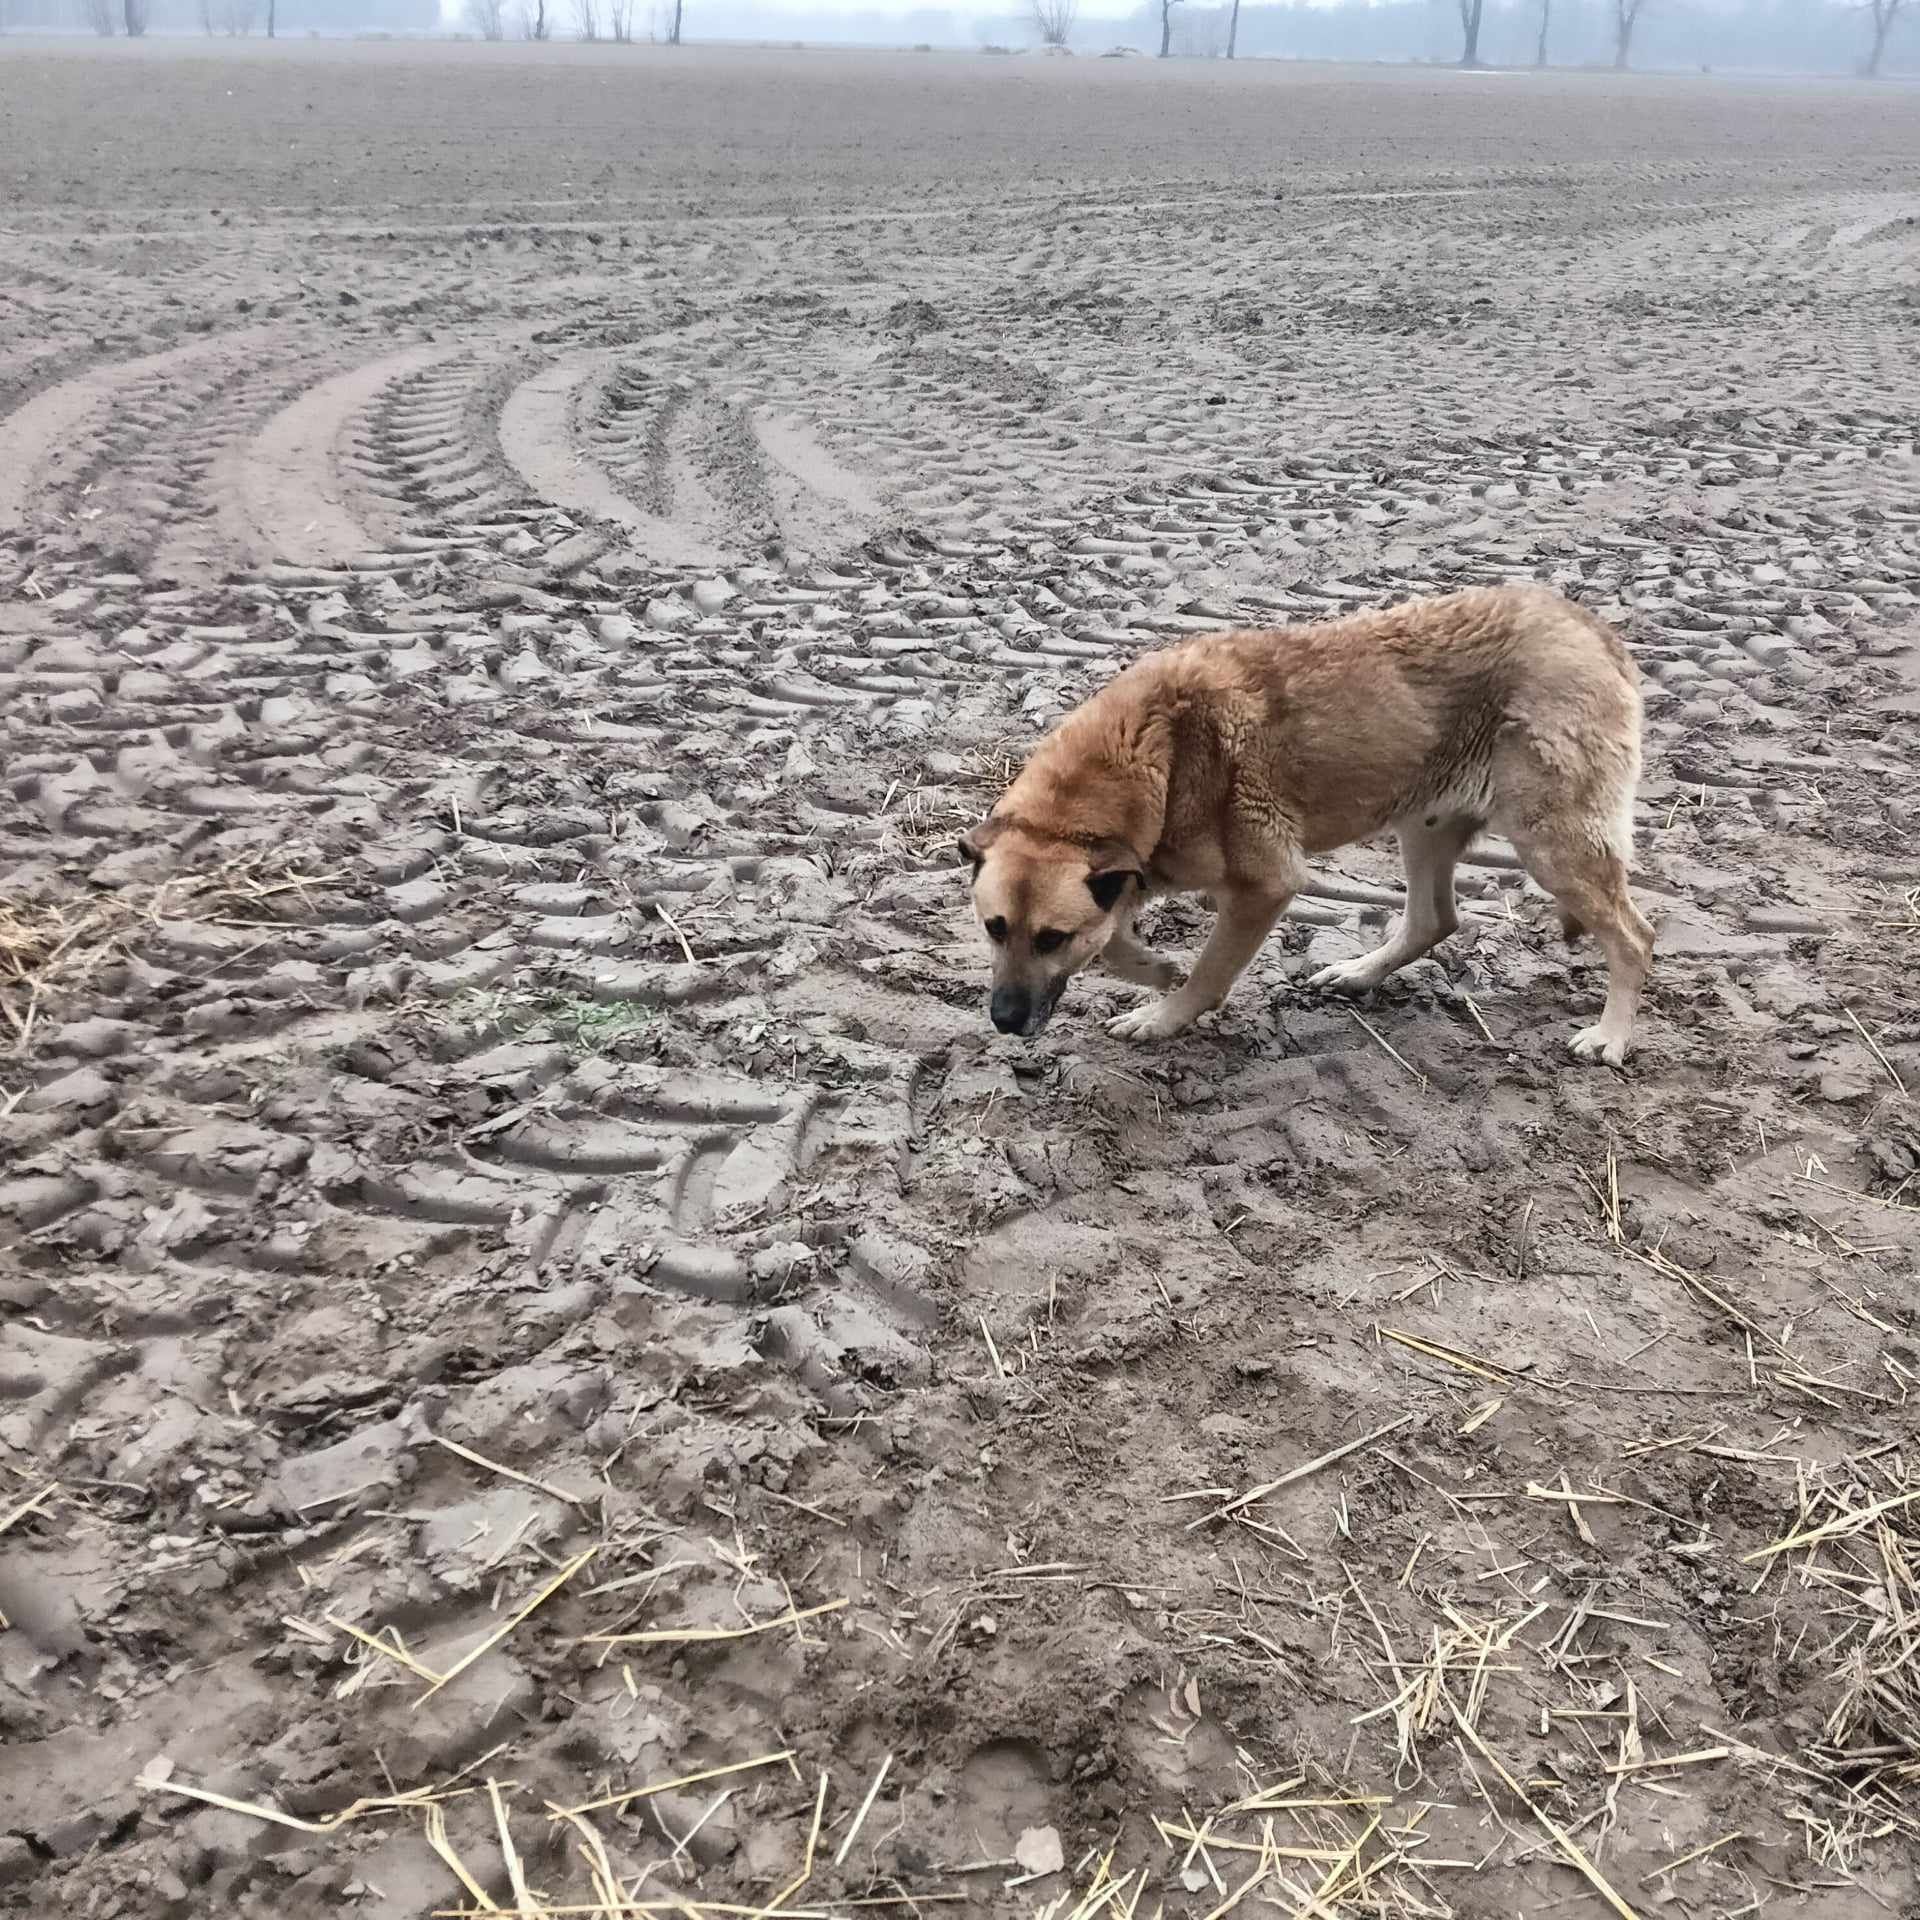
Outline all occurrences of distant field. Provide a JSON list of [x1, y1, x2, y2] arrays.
[[3, 37, 1918, 214]]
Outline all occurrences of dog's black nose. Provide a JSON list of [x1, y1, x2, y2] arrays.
[[990, 988, 1029, 1034]]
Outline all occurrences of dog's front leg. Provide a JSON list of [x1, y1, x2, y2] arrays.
[[1101, 919, 1180, 993], [1107, 885, 1289, 1041]]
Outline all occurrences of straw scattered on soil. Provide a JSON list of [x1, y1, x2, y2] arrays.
[[1, 850, 350, 1054]]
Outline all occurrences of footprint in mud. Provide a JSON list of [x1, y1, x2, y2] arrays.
[[954, 1736, 1055, 1858], [1120, 1679, 1242, 1801]]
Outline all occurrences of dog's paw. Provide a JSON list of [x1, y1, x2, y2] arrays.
[[1102, 949, 1180, 992], [1107, 999, 1194, 1043], [1306, 953, 1390, 996], [1569, 1023, 1629, 1068]]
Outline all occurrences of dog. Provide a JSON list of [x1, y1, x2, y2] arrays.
[[960, 585, 1653, 1065]]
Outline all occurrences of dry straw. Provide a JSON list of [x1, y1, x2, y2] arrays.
[[1, 853, 346, 1054], [414, 1545, 598, 1707], [0, 1482, 59, 1536], [1751, 1458, 1920, 1861], [580, 1596, 846, 1652]]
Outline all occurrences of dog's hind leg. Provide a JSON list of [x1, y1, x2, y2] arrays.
[[1308, 815, 1479, 995], [1504, 822, 1653, 1067], [1494, 720, 1651, 1065]]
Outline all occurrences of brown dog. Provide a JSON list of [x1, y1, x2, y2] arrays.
[[961, 585, 1653, 1065]]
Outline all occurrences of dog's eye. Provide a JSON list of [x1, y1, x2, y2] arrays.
[[1031, 928, 1069, 956], [984, 917, 1009, 944]]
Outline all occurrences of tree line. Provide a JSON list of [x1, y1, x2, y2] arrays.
[[3, 0, 439, 30], [1082, 0, 1911, 73], [11, 0, 694, 31], [7, 0, 1911, 73], [1439, 0, 1907, 70], [458, 0, 680, 40]]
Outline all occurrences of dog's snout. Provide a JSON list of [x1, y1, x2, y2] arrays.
[[990, 988, 1030, 1034]]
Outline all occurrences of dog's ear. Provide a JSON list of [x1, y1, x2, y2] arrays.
[[957, 816, 1007, 876], [1087, 867, 1140, 912], [1085, 837, 1143, 912]]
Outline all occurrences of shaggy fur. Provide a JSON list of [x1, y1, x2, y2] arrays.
[[961, 584, 1654, 1064]]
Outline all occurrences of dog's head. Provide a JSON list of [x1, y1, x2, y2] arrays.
[[959, 817, 1143, 1037]]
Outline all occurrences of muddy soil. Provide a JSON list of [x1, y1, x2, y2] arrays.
[[3, 40, 1919, 1920]]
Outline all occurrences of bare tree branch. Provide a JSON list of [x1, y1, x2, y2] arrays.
[[1861, 0, 1907, 74], [1029, 0, 1076, 48]]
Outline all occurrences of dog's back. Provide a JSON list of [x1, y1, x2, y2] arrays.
[[1097, 584, 1639, 860]]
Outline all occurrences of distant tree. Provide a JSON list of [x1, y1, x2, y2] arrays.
[[667, 0, 683, 41], [267, 0, 275, 37], [467, 0, 503, 31], [1534, 0, 1551, 64], [1158, 0, 1181, 54], [1862, 0, 1907, 72], [521, 0, 550, 35], [573, 0, 598, 34], [1457, 0, 1484, 63], [1226, 0, 1240, 55], [123, 0, 148, 31], [1029, 0, 1075, 45], [608, 0, 633, 35], [1612, 0, 1648, 66], [82, 0, 116, 29]]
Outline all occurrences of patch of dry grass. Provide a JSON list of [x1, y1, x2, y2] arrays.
[[0, 848, 346, 1053], [884, 741, 1023, 865], [1756, 1455, 1920, 1866]]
